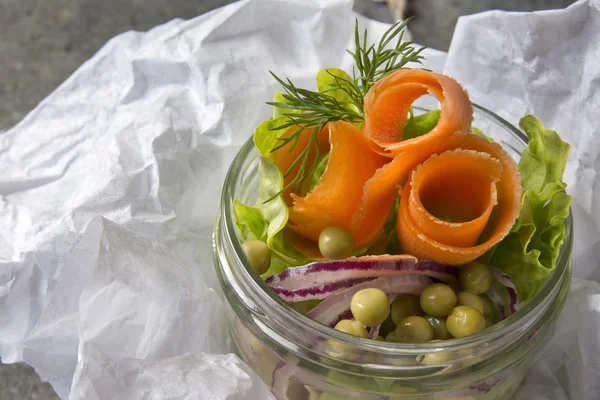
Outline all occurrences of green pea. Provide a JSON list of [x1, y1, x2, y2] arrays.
[[456, 291, 485, 314], [385, 331, 398, 343], [318, 226, 355, 259], [480, 295, 495, 317], [459, 262, 492, 294], [394, 316, 434, 343], [326, 319, 368, 359], [420, 283, 457, 317], [424, 316, 452, 340], [446, 306, 486, 338], [334, 319, 368, 338], [391, 294, 423, 324], [241, 240, 271, 274], [418, 340, 452, 366], [351, 288, 390, 327]]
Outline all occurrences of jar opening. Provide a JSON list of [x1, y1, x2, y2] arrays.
[[217, 103, 573, 363]]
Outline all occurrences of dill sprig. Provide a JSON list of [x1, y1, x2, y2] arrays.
[[266, 74, 362, 195], [346, 17, 425, 111], [266, 18, 425, 198]]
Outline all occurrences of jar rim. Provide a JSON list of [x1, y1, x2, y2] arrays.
[[219, 102, 573, 357]]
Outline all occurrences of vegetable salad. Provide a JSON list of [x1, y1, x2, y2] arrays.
[[234, 20, 571, 348]]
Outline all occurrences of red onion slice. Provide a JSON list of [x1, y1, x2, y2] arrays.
[[271, 361, 349, 400], [486, 267, 520, 320], [307, 275, 433, 327], [491, 268, 519, 314], [272, 278, 375, 302], [486, 283, 508, 320], [266, 255, 456, 292], [271, 362, 310, 400], [368, 324, 381, 340]]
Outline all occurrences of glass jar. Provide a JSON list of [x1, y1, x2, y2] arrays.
[[213, 104, 573, 399]]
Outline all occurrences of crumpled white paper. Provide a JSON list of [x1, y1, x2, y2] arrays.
[[0, 0, 598, 399], [445, 0, 600, 283], [445, 2, 600, 398], [62, 218, 272, 400], [0, 1, 409, 398]]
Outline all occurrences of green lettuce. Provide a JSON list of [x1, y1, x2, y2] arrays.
[[316, 68, 353, 103], [307, 153, 329, 193], [233, 117, 308, 276], [234, 200, 267, 241], [272, 91, 293, 119], [490, 115, 572, 303], [472, 127, 493, 142], [384, 196, 400, 233], [403, 109, 440, 139]]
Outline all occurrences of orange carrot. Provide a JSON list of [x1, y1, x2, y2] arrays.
[[396, 134, 522, 265], [276, 69, 519, 259], [286, 121, 388, 243], [363, 69, 472, 157], [348, 70, 477, 249], [351, 133, 471, 248]]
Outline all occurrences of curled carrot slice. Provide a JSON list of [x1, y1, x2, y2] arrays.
[[347, 69, 474, 248], [407, 150, 502, 246], [396, 134, 522, 265], [276, 69, 519, 259], [363, 69, 472, 157], [351, 133, 470, 248], [286, 121, 388, 243]]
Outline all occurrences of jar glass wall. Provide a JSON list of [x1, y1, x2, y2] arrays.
[[213, 104, 573, 399]]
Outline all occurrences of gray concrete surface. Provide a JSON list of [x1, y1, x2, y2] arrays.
[[0, 0, 576, 398], [0, 363, 59, 400], [0, 0, 239, 131], [405, 0, 576, 51]]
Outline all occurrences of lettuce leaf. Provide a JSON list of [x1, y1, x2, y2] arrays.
[[274, 68, 353, 120], [385, 196, 400, 232], [490, 115, 572, 303], [403, 109, 440, 139], [308, 153, 329, 193], [472, 127, 493, 142], [234, 199, 267, 241], [272, 91, 293, 119], [234, 117, 307, 276], [316, 68, 353, 103]]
